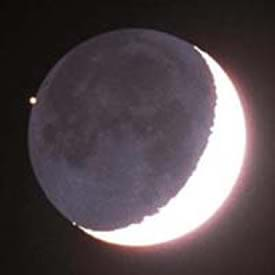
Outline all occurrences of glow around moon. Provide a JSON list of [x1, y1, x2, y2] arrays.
[[78, 47, 246, 247]]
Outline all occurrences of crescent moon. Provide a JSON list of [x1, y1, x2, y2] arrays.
[[78, 46, 246, 246]]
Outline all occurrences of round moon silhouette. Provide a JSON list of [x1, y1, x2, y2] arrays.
[[28, 29, 246, 246]]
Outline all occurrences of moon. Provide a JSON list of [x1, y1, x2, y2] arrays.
[[28, 29, 246, 247]]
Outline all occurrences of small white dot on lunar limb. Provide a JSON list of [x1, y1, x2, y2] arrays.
[[29, 96, 37, 105], [72, 222, 77, 226]]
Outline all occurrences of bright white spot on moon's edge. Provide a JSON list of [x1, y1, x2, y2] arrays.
[[78, 47, 247, 247], [29, 96, 37, 105]]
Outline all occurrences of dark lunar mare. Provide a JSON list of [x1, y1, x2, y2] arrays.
[[29, 29, 216, 231]]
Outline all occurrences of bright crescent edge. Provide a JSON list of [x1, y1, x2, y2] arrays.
[[77, 46, 247, 247]]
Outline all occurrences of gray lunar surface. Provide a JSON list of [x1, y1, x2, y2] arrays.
[[29, 29, 216, 231]]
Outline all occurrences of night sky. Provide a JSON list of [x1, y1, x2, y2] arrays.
[[2, 1, 275, 274]]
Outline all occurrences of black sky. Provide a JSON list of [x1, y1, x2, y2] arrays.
[[2, 1, 275, 274]]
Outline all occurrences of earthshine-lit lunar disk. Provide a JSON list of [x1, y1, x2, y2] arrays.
[[28, 29, 246, 247]]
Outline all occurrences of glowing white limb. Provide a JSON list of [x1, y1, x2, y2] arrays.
[[78, 47, 246, 247]]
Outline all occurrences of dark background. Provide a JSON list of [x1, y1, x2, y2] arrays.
[[2, 1, 275, 274]]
